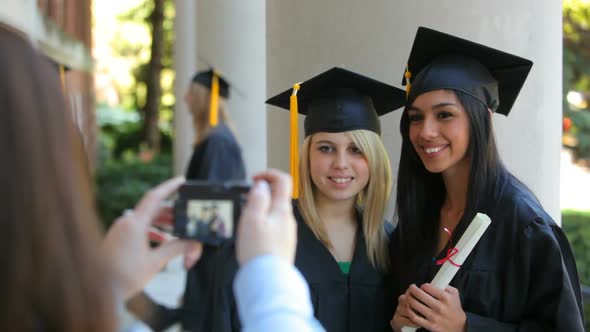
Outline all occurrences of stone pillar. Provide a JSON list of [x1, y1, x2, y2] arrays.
[[267, 0, 562, 221], [193, 0, 267, 176], [173, 0, 197, 175], [174, 0, 267, 177]]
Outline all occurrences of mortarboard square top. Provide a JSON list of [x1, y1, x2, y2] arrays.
[[266, 67, 406, 136], [192, 69, 230, 98], [402, 27, 533, 116]]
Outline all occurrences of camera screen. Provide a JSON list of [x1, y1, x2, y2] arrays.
[[173, 181, 250, 245], [185, 199, 233, 240]]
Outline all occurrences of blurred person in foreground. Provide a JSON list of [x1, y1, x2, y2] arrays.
[[0, 21, 198, 332]]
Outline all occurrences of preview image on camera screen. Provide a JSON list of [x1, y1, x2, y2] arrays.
[[186, 199, 233, 239]]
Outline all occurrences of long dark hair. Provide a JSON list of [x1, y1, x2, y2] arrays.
[[0, 25, 116, 331], [394, 90, 506, 260]]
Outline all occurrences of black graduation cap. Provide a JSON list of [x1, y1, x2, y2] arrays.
[[266, 67, 406, 136], [191, 69, 230, 127], [402, 26, 533, 116], [192, 69, 230, 98], [265, 67, 406, 198]]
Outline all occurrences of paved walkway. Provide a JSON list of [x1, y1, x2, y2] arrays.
[[561, 149, 590, 211], [122, 257, 185, 332]]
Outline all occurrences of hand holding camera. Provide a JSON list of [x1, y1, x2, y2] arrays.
[[236, 169, 297, 266], [106, 169, 296, 301], [102, 177, 203, 301], [171, 169, 296, 264]]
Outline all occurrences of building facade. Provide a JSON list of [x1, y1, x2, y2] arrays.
[[1, 0, 96, 167]]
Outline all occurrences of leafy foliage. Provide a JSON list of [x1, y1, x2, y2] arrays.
[[94, 0, 176, 229], [562, 210, 590, 285], [563, 0, 590, 161], [96, 104, 172, 163], [115, 0, 176, 149], [561, 209, 590, 330], [95, 153, 172, 228], [566, 109, 590, 160]]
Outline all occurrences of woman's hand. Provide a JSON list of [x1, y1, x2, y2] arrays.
[[392, 283, 466, 332], [236, 169, 297, 265], [102, 177, 203, 301], [391, 287, 421, 331]]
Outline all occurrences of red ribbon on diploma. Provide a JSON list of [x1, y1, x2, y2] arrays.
[[435, 227, 462, 267]]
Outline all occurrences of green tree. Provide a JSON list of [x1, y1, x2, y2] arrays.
[[114, 0, 175, 153], [143, 0, 165, 151], [563, 0, 590, 162]]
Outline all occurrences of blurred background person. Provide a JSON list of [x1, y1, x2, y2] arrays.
[[128, 69, 247, 331], [181, 69, 247, 330]]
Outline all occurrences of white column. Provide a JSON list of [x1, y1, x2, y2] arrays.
[[267, 0, 562, 221], [173, 0, 197, 175], [194, 0, 267, 176]]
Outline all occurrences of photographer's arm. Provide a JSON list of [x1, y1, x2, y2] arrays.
[[235, 255, 324, 332]]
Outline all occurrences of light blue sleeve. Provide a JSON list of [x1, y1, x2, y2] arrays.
[[233, 255, 326, 332]]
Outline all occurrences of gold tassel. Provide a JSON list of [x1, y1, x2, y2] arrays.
[[209, 71, 220, 127], [404, 65, 412, 98], [59, 64, 66, 93], [290, 83, 301, 199]]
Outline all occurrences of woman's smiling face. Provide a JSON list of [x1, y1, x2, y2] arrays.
[[309, 131, 370, 203], [407, 89, 471, 176]]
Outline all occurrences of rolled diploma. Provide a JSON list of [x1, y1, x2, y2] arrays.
[[401, 213, 491, 332]]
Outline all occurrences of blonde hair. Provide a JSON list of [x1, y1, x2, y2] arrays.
[[187, 83, 236, 145], [297, 129, 392, 272]]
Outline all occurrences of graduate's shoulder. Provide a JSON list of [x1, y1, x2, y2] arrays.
[[291, 199, 308, 226], [199, 126, 242, 158], [207, 124, 240, 144], [495, 175, 557, 234]]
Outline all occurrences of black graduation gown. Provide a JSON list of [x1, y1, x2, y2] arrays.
[[129, 123, 246, 332], [200, 202, 394, 332], [390, 174, 585, 331], [185, 123, 246, 181], [296, 206, 394, 332], [182, 124, 246, 331]]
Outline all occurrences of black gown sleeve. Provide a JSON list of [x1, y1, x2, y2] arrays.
[[180, 244, 220, 331], [465, 219, 585, 331], [199, 242, 241, 332]]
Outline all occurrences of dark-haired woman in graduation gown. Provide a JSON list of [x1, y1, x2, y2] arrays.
[[390, 27, 584, 331], [201, 67, 407, 332], [127, 70, 246, 331]]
